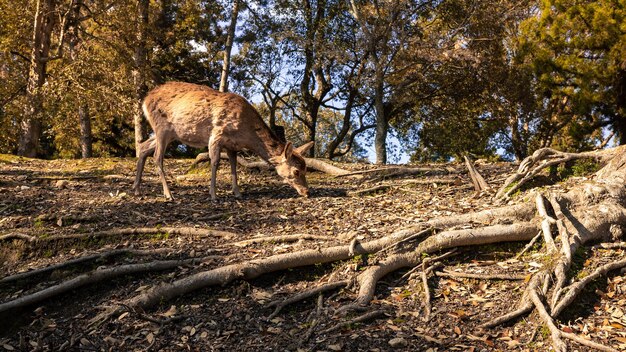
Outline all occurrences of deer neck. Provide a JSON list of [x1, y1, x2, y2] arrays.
[[249, 124, 285, 164]]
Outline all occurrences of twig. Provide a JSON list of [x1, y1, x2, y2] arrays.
[[348, 184, 391, 196], [319, 310, 385, 334], [515, 232, 542, 259], [266, 280, 349, 319]]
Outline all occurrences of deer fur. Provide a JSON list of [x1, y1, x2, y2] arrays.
[[132, 82, 313, 200]]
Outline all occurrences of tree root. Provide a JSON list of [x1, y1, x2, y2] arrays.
[[17, 226, 237, 244], [0, 247, 174, 283], [0, 233, 37, 242], [464, 155, 490, 192], [495, 146, 622, 199], [0, 256, 212, 316], [434, 270, 527, 281], [233, 234, 332, 247]]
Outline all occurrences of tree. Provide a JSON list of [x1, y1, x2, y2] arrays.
[[219, 0, 240, 93], [519, 0, 626, 146], [18, 0, 58, 157]]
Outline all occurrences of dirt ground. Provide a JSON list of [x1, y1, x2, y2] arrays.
[[1, 154, 625, 351]]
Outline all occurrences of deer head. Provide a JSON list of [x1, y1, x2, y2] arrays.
[[270, 142, 314, 197]]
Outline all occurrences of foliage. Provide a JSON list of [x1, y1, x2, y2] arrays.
[[0, 0, 623, 161]]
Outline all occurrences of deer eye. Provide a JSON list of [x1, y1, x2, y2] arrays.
[[293, 170, 300, 178]]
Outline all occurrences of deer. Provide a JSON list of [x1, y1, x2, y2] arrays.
[[132, 82, 314, 200]]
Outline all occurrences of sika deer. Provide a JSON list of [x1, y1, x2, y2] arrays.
[[132, 82, 314, 200]]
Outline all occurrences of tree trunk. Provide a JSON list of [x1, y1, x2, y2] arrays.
[[373, 64, 387, 164], [219, 0, 239, 93], [18, 0, 56, 157], [79, 103, 92, 158], [615, 68, 626, 145], [133, 0, 149, 157]]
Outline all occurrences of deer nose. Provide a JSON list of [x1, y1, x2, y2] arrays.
[[301, 189, 310, 198]]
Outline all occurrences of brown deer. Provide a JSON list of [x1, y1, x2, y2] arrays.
[[132, 82, 314, 200]]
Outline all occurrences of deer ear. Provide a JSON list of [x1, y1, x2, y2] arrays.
[[294, 141, 314, 155], [283, 142, 293, 159]]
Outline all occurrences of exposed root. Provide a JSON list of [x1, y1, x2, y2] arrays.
[[0, 256, 211, 316], [335, 166, 451, 179], [530, 289, 567, 352], [0, 233, 37, 242], [495, 147, 620, 199], [592, 242, 626, 250], [552, 256, 626, 317], [0, 247, 174, 283], [233, 234, 332, 247], [464, 155, 490, 192], [535, 193, 557, 253], [37, 226, 236, 243], [266, 280, 349, 319], [434, 270, 527, 281], [561, 331, 620, 352]]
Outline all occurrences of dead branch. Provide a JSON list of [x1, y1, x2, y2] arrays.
[[514, 232, 542, 259], [464, 156, 489, 192]]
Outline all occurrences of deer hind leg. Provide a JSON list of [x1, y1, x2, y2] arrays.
[[226, 149, 241, 198], [133, 136, 157, 195], [153, 133, 174, 200], [208, 136, 222, 201]]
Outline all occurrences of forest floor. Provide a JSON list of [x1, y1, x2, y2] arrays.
[[1, 154, 625, 351]]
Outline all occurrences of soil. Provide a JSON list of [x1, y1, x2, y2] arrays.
[[1, 155, 625, 351]]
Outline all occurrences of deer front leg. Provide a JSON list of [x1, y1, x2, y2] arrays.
[[153, 134, 174, 201], [133, 137, 156, 196], [227, 149, 241, 198], [208, 137, 222, 201]]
